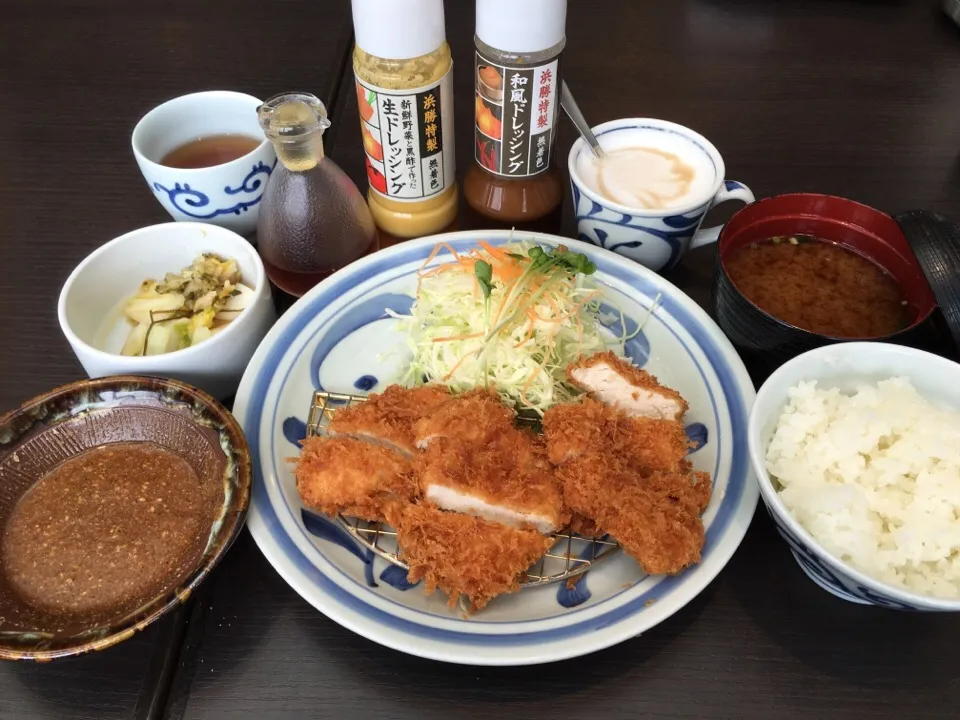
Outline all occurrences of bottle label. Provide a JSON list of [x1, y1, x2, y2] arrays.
[[474, 50, 561, 178], [355, 69, 455, 202]]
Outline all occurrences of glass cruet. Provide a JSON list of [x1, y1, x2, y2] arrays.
[[256, 92, 378, 297]]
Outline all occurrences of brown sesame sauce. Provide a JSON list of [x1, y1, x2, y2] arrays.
[[1, 441, 221, 632]]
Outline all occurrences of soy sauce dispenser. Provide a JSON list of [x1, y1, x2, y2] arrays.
[[256, 92, 378, 297]]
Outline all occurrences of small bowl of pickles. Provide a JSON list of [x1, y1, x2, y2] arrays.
[[57, 222, 276, 400]]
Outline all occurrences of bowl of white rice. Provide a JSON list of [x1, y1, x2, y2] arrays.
[[748, 342, 960, 610]]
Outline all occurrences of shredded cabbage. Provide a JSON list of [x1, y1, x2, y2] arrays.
[[388, 240, 624, 414]]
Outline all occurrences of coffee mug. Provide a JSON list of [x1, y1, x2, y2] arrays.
[[131, 91, 277, 237], [568, 118, 755, 272]]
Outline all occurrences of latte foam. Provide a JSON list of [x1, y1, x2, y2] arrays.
[[575, 132, 715, 211]]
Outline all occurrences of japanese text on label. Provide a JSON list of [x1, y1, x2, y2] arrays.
[[474, 53, 559, 178], [355, 74, 451, 201]]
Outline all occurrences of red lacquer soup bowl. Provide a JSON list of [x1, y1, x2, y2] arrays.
[[711, 193, 937, 365]]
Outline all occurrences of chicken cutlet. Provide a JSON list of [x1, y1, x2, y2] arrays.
[[415, 429, 567, 534], [295, 436, 417, 521], [568, 351, 688, 421], [384, 502, 554, 611], [559, 456, 708, 575], [542, 397, 689, 472], [326, 384, 452, 456], [412, 388, 516, 449]]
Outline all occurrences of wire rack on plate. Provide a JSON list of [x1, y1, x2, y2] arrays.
[[305, 390, 620, 587]]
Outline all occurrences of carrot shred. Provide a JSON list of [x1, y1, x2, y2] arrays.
[[416, 242, 473, 296], [513, 317, 536, 348], [442, 351, 476, 382], [478, 240, 509, 264], [433, 332, 484, 343], [417, 243, 463, 278], [531, 292, 599, 324], [439, 242, 461, 263], [417, 243, 445, 274], [547, 295, 561, 314]]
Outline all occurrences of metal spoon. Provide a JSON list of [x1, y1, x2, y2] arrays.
[[560, 80, 604, 159]]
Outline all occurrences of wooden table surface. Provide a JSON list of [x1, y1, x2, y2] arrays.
[[2, 0, 960, 718], [0, 1, 353, 717]]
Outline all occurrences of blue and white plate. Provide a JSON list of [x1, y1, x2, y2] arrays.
[[233, 230, 758, 665]]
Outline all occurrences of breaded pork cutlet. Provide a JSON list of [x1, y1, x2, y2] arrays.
[[559, 456, 709, 575], [415, 429, 567, 534], [326, 384, 452, 456], [295, 436, 416, 521], [542, 397, 689, 472], [684, 467, 713, 517], [412, 389, 516, 449], [567, 513, 603, 538], [568, 351, 688, 421], [385, 502, 554, 611]]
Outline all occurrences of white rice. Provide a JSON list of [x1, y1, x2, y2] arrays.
[[765, 377, 960, 599]]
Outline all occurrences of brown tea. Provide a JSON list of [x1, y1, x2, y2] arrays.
[[160, 134, 261, 169]]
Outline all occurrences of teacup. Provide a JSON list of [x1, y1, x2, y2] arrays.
[[132, 91, 277, 237], [568, 118, 755, 272]]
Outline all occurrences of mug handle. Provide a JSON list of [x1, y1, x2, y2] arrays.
[[689, 181, 756, 250]]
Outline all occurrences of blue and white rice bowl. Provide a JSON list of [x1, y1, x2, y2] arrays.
[[748, 342, 960, 612], [233, 230, 759, 665]]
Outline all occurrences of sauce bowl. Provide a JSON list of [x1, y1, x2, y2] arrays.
[[712, 193, 937, 366], [0, 376, 251, 660]]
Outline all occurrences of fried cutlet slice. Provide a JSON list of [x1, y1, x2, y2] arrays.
[[565, 448, 713, 517], [689, 469, 713, 516], [567, 513, 603, 538], [384, 502, 554, 611], [295, 436, 417, 521], [415, 429, 567, 534], [568, 351, 688, 421], [559, 457, 708, 575], [542, 397, 689, 471], [564, 450, 713, 517], [326, 384, 452, 456], [412, 388, 516, 449], [595, 492, 704, 576], [637, 468, 713, 516]]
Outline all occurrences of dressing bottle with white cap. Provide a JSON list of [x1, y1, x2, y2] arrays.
[[351, 0, 458, 242], [464, 0, 567, 234]]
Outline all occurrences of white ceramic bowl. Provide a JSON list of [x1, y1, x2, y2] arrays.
[[131, 90, 276, 236], [58, 222, 276, 400], [748, 342, 960, 611]]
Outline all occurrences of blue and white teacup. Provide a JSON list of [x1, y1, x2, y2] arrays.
[[132, 91, 277, 237], [568, 118, 754, 272]]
